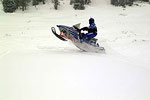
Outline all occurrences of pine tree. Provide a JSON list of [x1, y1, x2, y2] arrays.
[[54, 0, 59, 10], [84, 0, 91, 5], [72, 0, 85, 10], [18, 0, 30, 11], [142, 0, 149, 1], [111, 0, 134, 6], [111, 0, 118, 6], [32, 0, 39, 6], [2, 0, 17, 12], [42, 0, 45, 4], [70, 0, 74, 5], [37, 0, 45, 4], [14, 0, 19, 8]]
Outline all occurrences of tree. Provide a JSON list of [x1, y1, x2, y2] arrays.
[[32, 0, 39, 7], [2, 0, 17, 12], [14, 0, 19, 8], [42, 0, 45, 4], [111, 0, 134, 7], [37, 0, 45, 4], [84, 0, 91, 5], [70, 0, 91, 5], [18, 0, 30, 11], [111, 0, 118, 6], [54, 0, 59, 10], [142, 0, 149, 1], [32, 0, 45, 7], [70, 0, 85, 10]]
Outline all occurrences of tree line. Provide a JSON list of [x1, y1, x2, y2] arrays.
[[2, 0, 45, 12], [1, 0, 149, 13], [111, 0, 149, 7]]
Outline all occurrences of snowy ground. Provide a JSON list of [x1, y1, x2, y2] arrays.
[[0, 0, 150, 100]]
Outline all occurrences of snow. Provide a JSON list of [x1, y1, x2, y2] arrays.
[[0, 0, 150, 100]]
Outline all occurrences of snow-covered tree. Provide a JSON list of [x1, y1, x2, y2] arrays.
[[2, 0, 17, 12]]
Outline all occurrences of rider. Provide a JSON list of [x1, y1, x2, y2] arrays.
[[80, 18, 97, 42]]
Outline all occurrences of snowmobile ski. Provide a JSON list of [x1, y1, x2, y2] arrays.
[[51, 27, 67, 41]]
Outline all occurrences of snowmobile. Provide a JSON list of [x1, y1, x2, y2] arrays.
[[51, 24, 105, 53]]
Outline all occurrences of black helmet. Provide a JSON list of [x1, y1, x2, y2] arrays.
[[89, 18, 95, 24]]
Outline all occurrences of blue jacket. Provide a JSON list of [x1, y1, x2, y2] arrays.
[[80, 23, 97, 40], [80, 23, 97, 34], [88, 23, 97, 33]]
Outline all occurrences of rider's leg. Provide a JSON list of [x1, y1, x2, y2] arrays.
[[80, 32, 97, 42], [86, 32, 97, 39], [81, 34, 87, 42]]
